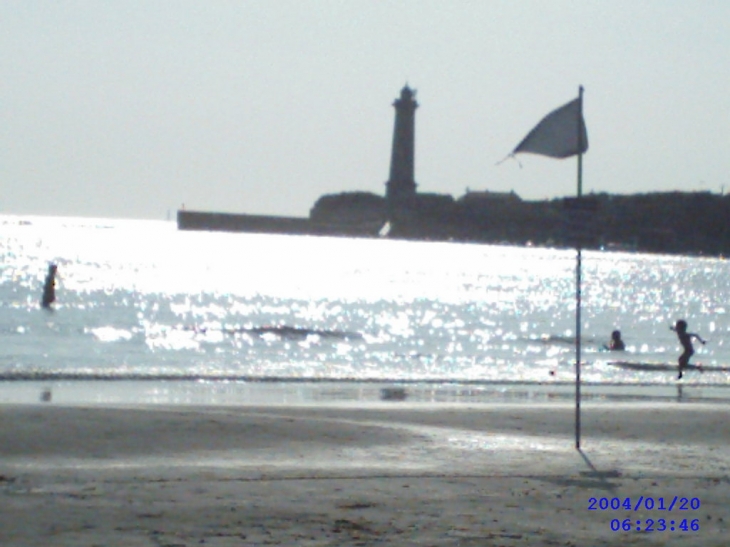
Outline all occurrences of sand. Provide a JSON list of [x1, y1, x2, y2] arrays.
[[1, 401, 729, 546]]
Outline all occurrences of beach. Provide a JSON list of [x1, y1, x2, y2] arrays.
[[1, 399, 729, 546]]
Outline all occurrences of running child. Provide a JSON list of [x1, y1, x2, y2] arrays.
[[670, 320, 706, 379]]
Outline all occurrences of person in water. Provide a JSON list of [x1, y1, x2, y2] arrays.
[[670, 320, 706, 379], [607, 330, 625, 351], [41, 264, 58, 309]]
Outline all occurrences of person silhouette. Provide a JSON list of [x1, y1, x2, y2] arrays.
[[41, 264, 58, 309], [670, 320, 706, 379], [607, 330, 625, 351]]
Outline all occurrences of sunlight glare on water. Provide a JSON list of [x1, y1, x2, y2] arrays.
[[1, 215, 729, 386]]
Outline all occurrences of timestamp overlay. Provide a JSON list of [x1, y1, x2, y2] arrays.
[[587, 496, 707, 534]]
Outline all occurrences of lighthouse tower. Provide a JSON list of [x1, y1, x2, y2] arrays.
[[385, 85, 418, 203]]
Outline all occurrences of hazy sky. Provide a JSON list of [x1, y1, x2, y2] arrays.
[[2, 1, 728, 220]]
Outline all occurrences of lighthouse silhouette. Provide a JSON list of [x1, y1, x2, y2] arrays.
[[385, 85, 418, 204]]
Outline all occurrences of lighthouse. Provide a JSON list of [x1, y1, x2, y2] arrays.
[[385, 85, 418, 203]]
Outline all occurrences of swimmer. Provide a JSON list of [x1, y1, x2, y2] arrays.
[[41, 264, 58, 309], [606, 329, 625, 351]]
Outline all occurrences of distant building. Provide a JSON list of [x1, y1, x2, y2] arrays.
[[410, 193, 456, 213], [458, 189, 522, 204]]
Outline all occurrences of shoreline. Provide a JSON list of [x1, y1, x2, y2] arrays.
[[2, 379, 730, 407]]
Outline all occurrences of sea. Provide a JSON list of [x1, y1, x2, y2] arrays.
[[1, 214, 729, 405]]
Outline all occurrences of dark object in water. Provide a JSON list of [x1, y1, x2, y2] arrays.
[[380, 387, 407, 401], [183, 324, 363, 341], [606, 361, 730, 372], [41, 264, 58, 309]]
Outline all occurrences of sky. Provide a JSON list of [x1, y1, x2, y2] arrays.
[[1, 1, 729, 220]]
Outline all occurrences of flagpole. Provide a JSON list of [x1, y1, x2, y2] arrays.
[[575, 85, 584, 450], [505, 89, 588, 449]]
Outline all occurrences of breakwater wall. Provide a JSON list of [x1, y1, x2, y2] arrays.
[[177, 210, 381, 238], [178, 210, 313, 235]]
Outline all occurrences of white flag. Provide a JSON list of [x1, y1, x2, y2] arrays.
[[512, 97, 588, 158]]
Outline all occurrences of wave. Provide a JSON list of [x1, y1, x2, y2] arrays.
[[0, 371, 528, 383], [184, 325, 363, 341], [603, 361, 730, 373]]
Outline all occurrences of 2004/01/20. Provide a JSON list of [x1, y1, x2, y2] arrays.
[[588, 496, 700, 512]]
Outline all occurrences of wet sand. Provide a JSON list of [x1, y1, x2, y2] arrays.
[[1, 402, 729, 546]]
